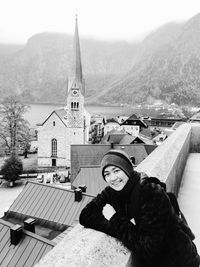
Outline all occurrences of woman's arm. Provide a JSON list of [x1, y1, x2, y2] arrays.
[[79, 187, 116, 237]]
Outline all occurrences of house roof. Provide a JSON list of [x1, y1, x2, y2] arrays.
[[71, 144, 156, 179], [0, 218, 54, 267], [121, 114, 148, 128], [72, 166, 107, 196], [105, 118, 119, 124], [101, 129, 127, 144], [139, 127, 153, 139], [119, 135, 145, 144], [6, 182, 93, 227]]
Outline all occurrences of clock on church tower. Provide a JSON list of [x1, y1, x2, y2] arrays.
[[71, 89, 79, 97]]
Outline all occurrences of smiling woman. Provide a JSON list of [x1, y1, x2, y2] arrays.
[[79, 149, 200, 267]]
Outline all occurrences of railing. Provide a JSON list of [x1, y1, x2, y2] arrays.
[[36, 123, 200, 267]]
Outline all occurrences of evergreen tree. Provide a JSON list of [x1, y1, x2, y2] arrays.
[[1, 153, 23, 186]]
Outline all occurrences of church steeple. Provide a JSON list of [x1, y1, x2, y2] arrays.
[[71, 14, 82, 83]]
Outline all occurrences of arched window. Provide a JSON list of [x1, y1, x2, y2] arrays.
[[77, 102, 79, 109], [71, 102, 73, 109], [51, 139, 57, 157], [74, 102, 77, 109]]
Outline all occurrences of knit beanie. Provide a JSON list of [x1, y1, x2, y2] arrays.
[[101, 149, 133, 180]]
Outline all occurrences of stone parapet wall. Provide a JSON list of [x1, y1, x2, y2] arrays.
[[136, 123, 192, 194], [36, 123, 196, 267]]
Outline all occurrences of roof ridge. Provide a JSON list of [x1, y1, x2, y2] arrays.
[[0, 218, 55, 246]]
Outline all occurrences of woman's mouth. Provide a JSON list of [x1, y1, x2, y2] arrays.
[[111, 179, 122, 186]]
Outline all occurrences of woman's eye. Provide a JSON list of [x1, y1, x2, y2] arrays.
[[114, 169, 120, 173]]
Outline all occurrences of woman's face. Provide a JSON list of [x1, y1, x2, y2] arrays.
[[103, 165, 129, 191]]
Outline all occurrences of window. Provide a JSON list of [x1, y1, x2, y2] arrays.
[[52, 159, 56, 166], [53, 121, 55, 126], [51, 139, 57, 157]]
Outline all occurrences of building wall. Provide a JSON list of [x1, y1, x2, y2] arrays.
[[104, 123, 120, 135], [121, 125, 139, 136], [38, 113, 68, 167]]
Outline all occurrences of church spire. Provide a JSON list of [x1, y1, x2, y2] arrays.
[[71, 13, 82, 82]]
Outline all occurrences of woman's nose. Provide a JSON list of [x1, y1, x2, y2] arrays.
[[110, 172, 117, 181]]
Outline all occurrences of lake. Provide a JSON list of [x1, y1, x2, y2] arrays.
[[24, 103, 160, 128]]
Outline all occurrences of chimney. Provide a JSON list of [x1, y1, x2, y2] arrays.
[[79, 185, 87, 193], [24, 218, 36, 233], [10, 224, 23, 245], [74, 188, 82, 202], [111, 142, 114, 149]]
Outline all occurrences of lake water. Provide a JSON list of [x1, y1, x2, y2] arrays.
[[24, 103, 159, 127]]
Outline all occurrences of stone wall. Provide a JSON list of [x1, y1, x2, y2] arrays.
[[36, 123, 195, 267]]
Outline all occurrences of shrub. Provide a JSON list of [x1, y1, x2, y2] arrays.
[[1, 153, 23, 186]]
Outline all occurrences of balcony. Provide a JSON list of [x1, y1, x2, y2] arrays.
[[36, 123, 200, 267]]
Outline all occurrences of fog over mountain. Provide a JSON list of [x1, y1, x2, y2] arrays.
[[1, 13, 200, 106]]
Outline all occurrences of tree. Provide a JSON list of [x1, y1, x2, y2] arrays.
[[1, 153, 23, 187], [0, 96, 30, 155]]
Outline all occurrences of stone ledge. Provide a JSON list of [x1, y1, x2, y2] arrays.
[[36, 224, 133, 267]]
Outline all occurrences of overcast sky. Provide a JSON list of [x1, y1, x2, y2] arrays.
[[0, 0, 199, 44]]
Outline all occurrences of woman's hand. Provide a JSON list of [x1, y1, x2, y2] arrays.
[[102, 204, 116, 220]]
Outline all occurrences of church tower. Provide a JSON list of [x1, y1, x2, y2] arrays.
[[37, 15, 90, 168], [65, 14, 86, 144]]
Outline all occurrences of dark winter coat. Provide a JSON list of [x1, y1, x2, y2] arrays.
[[79, 172, 200, 267]]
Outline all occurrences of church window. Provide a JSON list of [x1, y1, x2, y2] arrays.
[[53, 121, 55, 126], [77, 102, 79, 109], [51, 139, 57, 157], [74, 102, 77, 109], [71, 102, 74, 109]]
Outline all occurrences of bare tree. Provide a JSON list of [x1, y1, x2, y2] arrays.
[[0, 96, 30, 155]]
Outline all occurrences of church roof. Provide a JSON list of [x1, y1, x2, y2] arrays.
[[40, 109, 67, 127], [72, 166, 107, 196], [5, 182, 93, 228], [0, 218, 54, 267]]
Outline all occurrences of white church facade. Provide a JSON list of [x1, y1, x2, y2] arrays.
[[37, 16, 90, 167]]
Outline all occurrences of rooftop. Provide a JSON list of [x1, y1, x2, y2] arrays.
[[0, 218, 54, 267]]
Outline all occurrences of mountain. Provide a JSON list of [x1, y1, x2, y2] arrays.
[[1, 13, 200, 106], [95, 13, 200, 105], [0, 33, 138, 103]]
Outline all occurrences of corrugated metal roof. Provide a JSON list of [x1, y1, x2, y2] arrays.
[[72, 166, 107, 196], [6, 182, 93, 227], [71, 144, 156, 179], [0, 219, 54, 267]]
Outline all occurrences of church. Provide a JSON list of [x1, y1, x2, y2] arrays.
[[37, 16, 90, 168]]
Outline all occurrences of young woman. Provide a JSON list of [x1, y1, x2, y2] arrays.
[[79, 149, 200, 267]]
